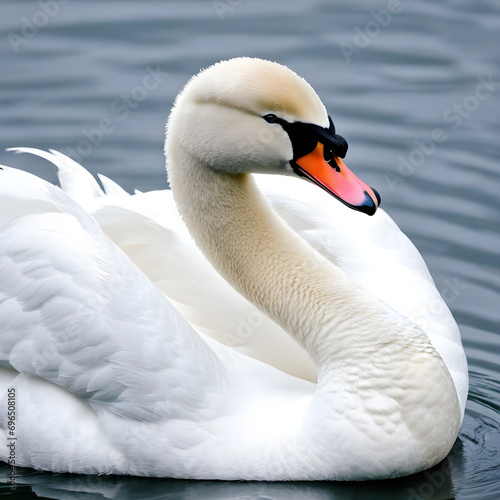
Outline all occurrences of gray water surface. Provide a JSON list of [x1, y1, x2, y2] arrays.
[[1, 1, 499, 499]]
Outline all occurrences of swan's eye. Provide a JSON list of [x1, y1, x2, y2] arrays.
[[263, 114, 279, 124]]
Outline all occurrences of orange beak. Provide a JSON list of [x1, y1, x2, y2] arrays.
[[293, 142, 380, 215]]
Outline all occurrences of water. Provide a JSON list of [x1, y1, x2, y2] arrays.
[[1, 0, 499, 498]]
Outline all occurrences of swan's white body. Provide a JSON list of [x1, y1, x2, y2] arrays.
[[0, 58, 467, 480]]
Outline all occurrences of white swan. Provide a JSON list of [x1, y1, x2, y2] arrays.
[[0, 57, 467, 481]]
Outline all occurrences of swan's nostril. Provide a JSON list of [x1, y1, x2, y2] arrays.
[[323, 147, 341, 172]]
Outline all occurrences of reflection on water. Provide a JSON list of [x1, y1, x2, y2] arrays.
[[1, 0, 499, 498], [0, 444, 466, 500]]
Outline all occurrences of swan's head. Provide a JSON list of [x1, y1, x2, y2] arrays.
[[166, 57, 380, 215]]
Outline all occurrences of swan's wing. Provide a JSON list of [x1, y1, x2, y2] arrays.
[[256, 173, 437, 310], [0, 166, 226, 422], [6, 150, 317, 383], [6, 147, 105, 205], [90, 192, 318, 383]]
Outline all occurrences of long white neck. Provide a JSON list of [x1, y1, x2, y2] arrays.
[[169, 146, 403, 368], [166, 143, 461, 479]]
